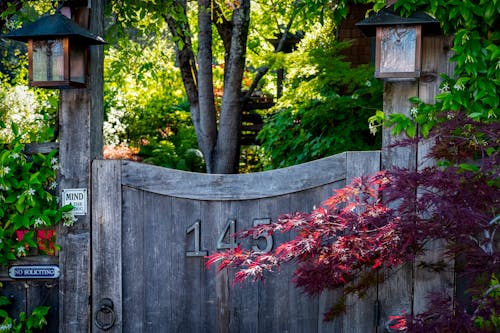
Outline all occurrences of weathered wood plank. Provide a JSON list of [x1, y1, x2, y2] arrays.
[[91, 160, 122, 333], [173, 197, 202, 332], [23, 142, 59, 155], [202, 201, 230, 333], [58, 232, 91, 332], [288, 188, 322, 333], [343, 151, 381, 333], [254, 195, 291, 333], [121, 187, 145, 332], [378, 80, 418, 331], [222, 201, 260, 333], [413, 35, 456, 315], [121, 153, 347, 200], [142, 192, 172, 332]]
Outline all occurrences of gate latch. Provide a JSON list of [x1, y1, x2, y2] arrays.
[[95, 298, 116, 330]]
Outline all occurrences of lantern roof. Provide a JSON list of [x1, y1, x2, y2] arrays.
[[1, 13, 105, 45], [356, 6, 441, 37]]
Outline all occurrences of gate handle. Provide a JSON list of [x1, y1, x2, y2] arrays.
[[95, 298, 116, 330]]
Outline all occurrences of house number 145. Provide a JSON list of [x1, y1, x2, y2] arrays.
[[186, 218, 273, 257]]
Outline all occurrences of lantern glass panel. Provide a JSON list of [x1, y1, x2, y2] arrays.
[[70, 43, 86, 84], [32, 39, 65, 82], [379, 25, 417, 74]]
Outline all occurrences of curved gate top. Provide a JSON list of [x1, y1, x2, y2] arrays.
[[91, 151, 380, 333]]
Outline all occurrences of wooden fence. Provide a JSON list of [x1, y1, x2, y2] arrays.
[[92, 151, 383, 332]]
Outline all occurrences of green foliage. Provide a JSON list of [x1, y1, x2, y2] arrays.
[[371, 0, 500, 138], [258, 37, 382, 169], [474, 273, 500, 331], [104, 34, 204, 171], [0, 123, 73, 266], [133, 100, 205, 172]]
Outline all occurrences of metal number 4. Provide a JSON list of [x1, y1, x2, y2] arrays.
[[217, 219, 238, 250]]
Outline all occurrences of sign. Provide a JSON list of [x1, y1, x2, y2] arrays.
[[9, 265, 60, 279], [62, 188, 87, 215]]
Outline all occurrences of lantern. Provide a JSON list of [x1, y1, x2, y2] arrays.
[[1, 12, 105, 88], [356, 6, 440, 79]]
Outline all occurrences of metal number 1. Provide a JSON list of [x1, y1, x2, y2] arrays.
[[186, 220, 208, 257]]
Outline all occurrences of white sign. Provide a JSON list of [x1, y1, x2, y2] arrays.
[[62, 188, 87, 215], [9, 265, 60, 279]]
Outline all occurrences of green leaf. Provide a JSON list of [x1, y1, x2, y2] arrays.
[[459, 163, 479, 172], [406, 123, 417, 138]]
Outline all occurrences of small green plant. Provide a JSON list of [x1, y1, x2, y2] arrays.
[[0, 285, 49, 333]]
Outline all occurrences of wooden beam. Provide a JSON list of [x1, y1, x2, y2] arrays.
[[57, 1, 104, 332]]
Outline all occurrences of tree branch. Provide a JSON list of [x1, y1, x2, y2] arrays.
[[213, 0, 232, 53], [162, 3, 198, 107], [243, 0, 302, 101]]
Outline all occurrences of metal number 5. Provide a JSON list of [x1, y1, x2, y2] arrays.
[[252, 218, 273, 253]]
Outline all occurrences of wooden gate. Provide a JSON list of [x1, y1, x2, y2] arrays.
[[91, 151, 380, 332]]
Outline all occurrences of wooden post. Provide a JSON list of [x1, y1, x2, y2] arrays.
[[377, 33, 455, 331], [58, 1, 104, 332], [378, 79, 417, 332], [413, 35, 455, 314]]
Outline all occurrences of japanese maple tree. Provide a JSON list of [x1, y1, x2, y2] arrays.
[[207, 113, 499, 331]]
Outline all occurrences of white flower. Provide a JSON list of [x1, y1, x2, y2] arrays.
[[439, 83, 450, 93], [351, 93, 359, 100], [369, 122, 378, 136], [454, 82, 464, 91], [410, 107, 418, 118], [17, 246, 26, 256], [27, 188, 36, 196], [51, 157, 58, 165], [34, 218, 45, 227], [365, 80, 372, 87], [0, 323, 13, 331], [52, 163, 61, 170], [50, 181, 58, 190], [10, 153, 19, 159], [2, 166, 10, 175], [62, 211, 77, 227]]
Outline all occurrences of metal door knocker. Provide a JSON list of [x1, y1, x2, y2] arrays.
[[94, 298, 116, 330]]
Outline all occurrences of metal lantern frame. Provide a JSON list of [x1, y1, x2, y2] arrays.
[[356, 6, 440, 79], [1, 11, 105, 89]]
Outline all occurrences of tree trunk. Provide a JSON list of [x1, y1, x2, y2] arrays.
[[165, 0, 251, 174], [213, 0, 251, 173], [197, 0, 217, 173]]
